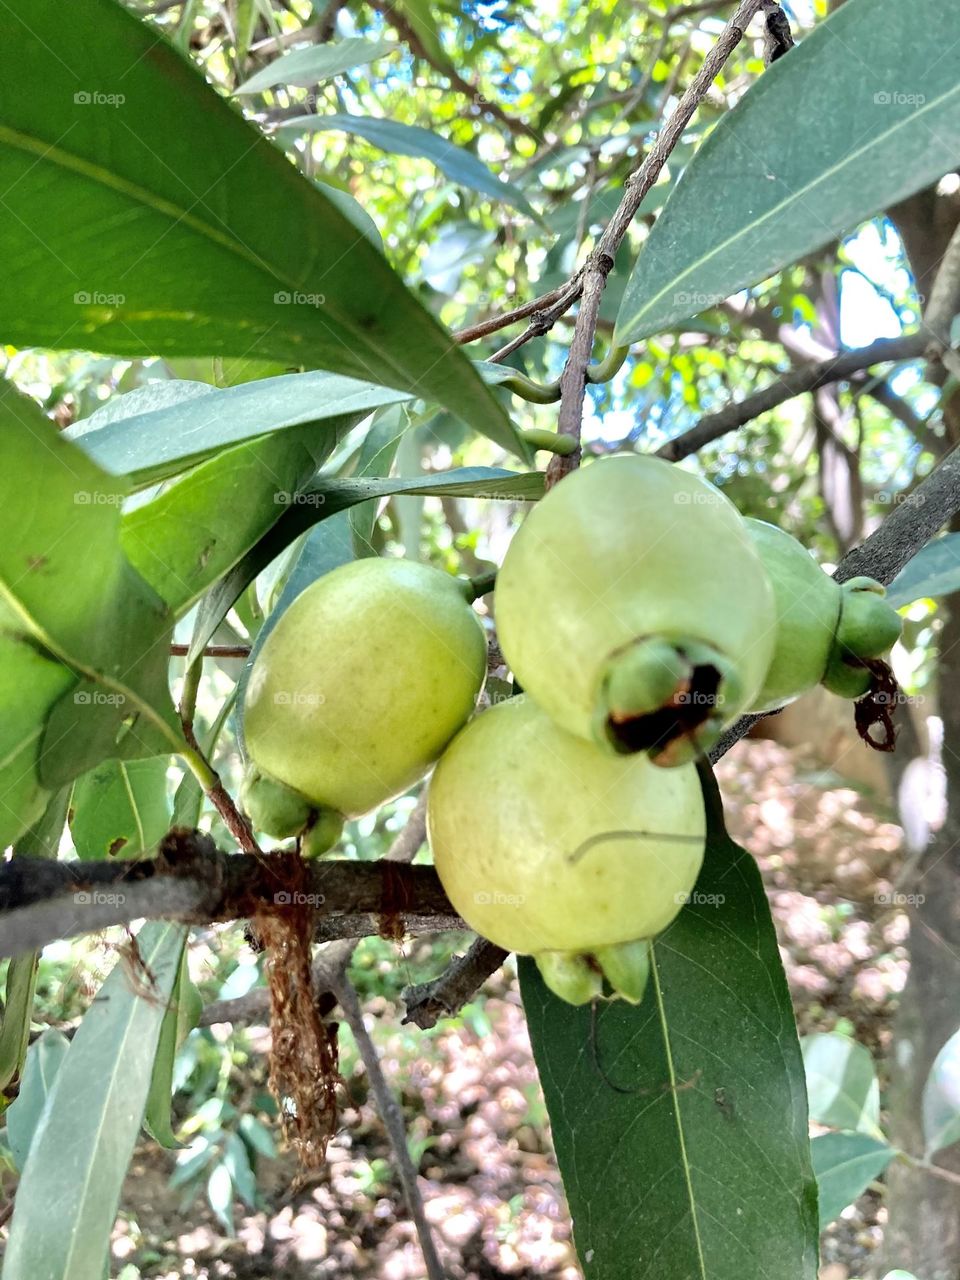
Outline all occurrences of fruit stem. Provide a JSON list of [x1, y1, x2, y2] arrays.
[[463, 569, 498, 600]]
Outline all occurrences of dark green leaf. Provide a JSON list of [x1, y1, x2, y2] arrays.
[[0, 0, 522, 456], [810, 1132, 895, 1229], [2, 924, 185, 1280], [69, 757, 171, 860], [276, 114, 538, 218], [121, 422, 343, 615], [519, 767, 819, 1280], [886, 533, 960, 607], [0, 953, 39, 1097], [235, 36, 396, 93], [616, 0, 960, 344], [13, 787, 71, 859]]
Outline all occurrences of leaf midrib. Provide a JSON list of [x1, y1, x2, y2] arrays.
[[651, 954, 707, 1280]]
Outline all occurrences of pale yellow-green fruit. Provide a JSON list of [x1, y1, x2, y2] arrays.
[[242, 559, 487, 836], [745, 519, 903, 710], [494, 456, 777, 765], [745, 519, 842, 712], [428, 695, 706, 964]]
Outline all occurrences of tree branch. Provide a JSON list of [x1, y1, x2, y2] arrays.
[[656, 333, 929, 462], [402, 937, 509, 1030], [546, 0, 766, 485], [0, 831, 459, 960]]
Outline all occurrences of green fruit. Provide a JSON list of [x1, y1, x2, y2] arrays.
[[242, 558, 487, 838], [745, 521, 902, 710], [745, 519, 842, 712], [823, 578, 904, 698], [428, 695, 706, 1002], [495, 457, 777, 765]]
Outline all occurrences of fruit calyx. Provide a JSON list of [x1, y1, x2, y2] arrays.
[[240, 765, 344, 855], [536, 938, 652, 1006], [595, 637, 741, 765], [822, 577, 903, 699]]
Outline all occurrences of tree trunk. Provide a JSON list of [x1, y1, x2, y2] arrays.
[[877, 188, 960, 1279], [880, 594, 960, 1279]]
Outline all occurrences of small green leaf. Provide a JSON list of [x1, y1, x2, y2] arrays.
[[810, 1132, 895, 1229], [277, 114, 538, 218], [235, 36, 397, 93], [801, 1032, 882, 1136], [922, 1026, 960, 1157], [143, 942, 200, 1150], [69, 757, 171, 860], [616, 0, 960, 344], [349, 406, 411, 556]]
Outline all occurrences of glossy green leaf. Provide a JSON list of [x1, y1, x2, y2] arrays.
[[886, 533, 960, 608], [67, 371, 408, 487], [121, 421, 345, 615], [69, 757, 171, 860], [143, 942, 200, 1150], [801, 1032, 882, 1137], [810, 1132, 895, 1229], [2, 923, 184, 1280], [4, 1031, 70, 1171], [0, 0, 521, 457], [235, 36, 396, 93], [922, 1026, 960, 1157], [616, 0, 960, 343], [519, 767, 819, 1280], [0, 381, 179, 842], [277, 114, 538, 218], [187, 465, 542, 664]]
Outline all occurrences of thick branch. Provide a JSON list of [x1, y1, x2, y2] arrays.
[[657, 333, 928, 462], [0, 831, 459, 960]]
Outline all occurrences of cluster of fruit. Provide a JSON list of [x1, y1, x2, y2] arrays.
[[240, 456, 901, 1005]]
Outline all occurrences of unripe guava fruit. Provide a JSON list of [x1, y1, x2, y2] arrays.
[[494, 457, 777, 765], [242, 558, 487, 842], [745, 521, 902, 710], [428, 695, 706, 1003]]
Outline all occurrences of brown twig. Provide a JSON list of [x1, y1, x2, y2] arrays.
[[546, 0, 766, 485], [170, 643, 251, 658], [331, 973, 448, 1280], [656, 333, 929, 463], [402, 937, 509, 1030]]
